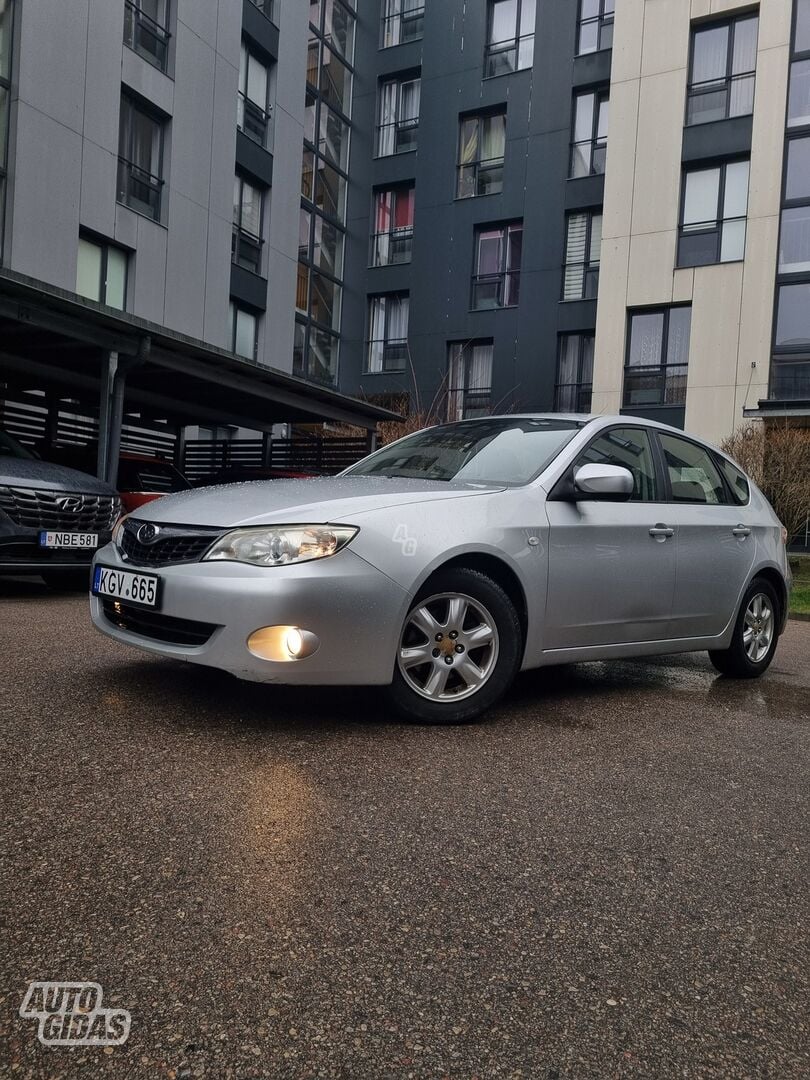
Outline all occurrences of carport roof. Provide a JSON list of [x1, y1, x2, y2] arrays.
[[0, 269, 400, 432]]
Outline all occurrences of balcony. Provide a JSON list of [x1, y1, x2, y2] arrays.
[[123, 1, 170, 73], [232, 226, 263, 275], [238, 93, 271, 148], [686, 72, 755, 127], [371, 226, 413, 267], [117, 157, 163, 221]]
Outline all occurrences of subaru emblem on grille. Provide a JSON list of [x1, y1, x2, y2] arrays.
[[57, 496, 83, 512], [136, 523, 161, 544]]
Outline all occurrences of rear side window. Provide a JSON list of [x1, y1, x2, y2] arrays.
[[575, 427, 659, 501], [717, 456, 750, 505], [658, 433, 727, 504]]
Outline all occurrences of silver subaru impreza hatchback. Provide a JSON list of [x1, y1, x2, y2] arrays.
[[90, 416, 791, 724]]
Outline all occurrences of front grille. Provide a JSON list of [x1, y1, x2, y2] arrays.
[[101, 600, 218, 646], [0, 542, 95, 565], [0, 486, 120, 532], [118, 520, 222, 567]]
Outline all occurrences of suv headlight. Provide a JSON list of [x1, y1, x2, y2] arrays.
[[202, 524, 358, 567]]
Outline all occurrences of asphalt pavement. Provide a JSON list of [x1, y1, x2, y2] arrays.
[[0, 576, 808, 1079]]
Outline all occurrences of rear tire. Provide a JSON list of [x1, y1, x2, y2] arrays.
[[385, 568, 523, 724], [709, 576, 780, 678]]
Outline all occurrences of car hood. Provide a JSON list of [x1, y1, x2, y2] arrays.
[[0, 457, 117, 495], [127, 476, 505, 527]]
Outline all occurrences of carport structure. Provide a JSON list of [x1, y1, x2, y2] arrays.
[[0, 269, 399, 481]]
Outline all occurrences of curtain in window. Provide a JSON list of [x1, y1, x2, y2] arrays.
[[459, 117, 479, 166], [683, 167, 720, 227], [692, 25, 728, 84], [387, 295, 409, 344], [399, 79, 420, 123], [563, 213, 588, 300], [489, 0, 517, 45], [394, 187, 414, 228], [377, 81, 398, 155], [468, 343, 493, 392], [367, 297, 387, 372], [477, 231, 504, 276], [732, 17, 758, 75], [481, 114, 506, 161]]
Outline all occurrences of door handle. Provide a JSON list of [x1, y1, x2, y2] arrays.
[[649, 524, 674, 541], [732, 524, 751, 538]]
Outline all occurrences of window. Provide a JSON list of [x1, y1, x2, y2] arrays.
[[577, 0, 614, 55], [238, 42, 271, 146], [381, 0, 424, 48], [471, 222, 522, 309], [485, 0, 536, 77], [774, 283, 810, 350], [123, 0, 170, 72], [76, 236, 128, 310], [659, 433, 727, 504], [323, 0, 355, 59], [228, 302, 258, 360], [788, 59, 810, 128], [562, 211, 601, 300], [457, 110, 506, 198], [576, 427, 659, 501], [376, 75, 420, 155], [232, 174, 264, 274], [447, 341, 493, 421], [623, 306, 691, 408], [570, 89, 608, 177], [686, 14, 758, 126], [117, 95, 164, 221], [779, 206, 810, 274], [717, 456, 750, 505], [367, 293, 409, 372], [555, 333, 594, 412], [371, 184, 414, 266], [797, 0, 810, 53], [678, 159, 749, 266]]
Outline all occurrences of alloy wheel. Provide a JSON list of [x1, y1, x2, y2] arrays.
[[743, 592, 774, 663], [398, 592, 500, 702]]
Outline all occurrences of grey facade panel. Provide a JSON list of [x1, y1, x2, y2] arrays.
[[242, 0, 280, 60]]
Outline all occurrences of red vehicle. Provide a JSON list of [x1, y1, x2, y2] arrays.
[[116, 453, 192, 513]]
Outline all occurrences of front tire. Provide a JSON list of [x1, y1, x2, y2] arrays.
[[709, 576, 780, 678], [385, 568, 523, 724]]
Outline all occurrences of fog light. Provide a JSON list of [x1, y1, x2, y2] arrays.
[[247, 625, 320, 662], [285, 628, 304, 658]]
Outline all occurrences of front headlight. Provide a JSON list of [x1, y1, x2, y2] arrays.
[[202, 524, 358, 567]]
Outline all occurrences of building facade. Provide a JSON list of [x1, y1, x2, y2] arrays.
[[335, 0, 809, 445], [0, 0, 308, 374]]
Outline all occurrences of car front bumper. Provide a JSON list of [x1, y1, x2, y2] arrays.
[[89, 543, 411, 685]]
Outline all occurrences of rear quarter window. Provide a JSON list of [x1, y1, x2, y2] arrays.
[[717, 456, 750, 505]]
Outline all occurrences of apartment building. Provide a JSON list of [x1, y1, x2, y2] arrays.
[[335, 0, 809, 444]]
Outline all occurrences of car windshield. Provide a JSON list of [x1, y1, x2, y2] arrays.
[[0, 430, 35, 459], [117, 459, 191, 493], [344, 418, 584, 485]]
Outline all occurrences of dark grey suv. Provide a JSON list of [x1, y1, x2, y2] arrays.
[[0, 430, 120, 587]]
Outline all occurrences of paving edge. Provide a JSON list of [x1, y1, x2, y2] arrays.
[[788, 612, 810, 622]]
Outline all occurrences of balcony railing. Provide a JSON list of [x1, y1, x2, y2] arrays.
[[117, 157, 163, 221], [381, 6, 425, 48], [471, 270, 520, 310], [484, 34, 534, 78], [677, 215, 746, 267], [576, 12, 614, 55], [570, 137, 607, 178], [457, 157, 504, 199], [238, 93, 271, 147], [446, 388, 492, 423], [623, 365, 688, 407], [246, 0, 274, 19], [562, 260, 600, 301], [371, 226, 413, 266], [375, 117, 419, 156], [367, 339, 408, 373], [123, 1, 170, 72], [232, 226, 264, 274], [686, 72, 755, 126], [770, 361, 810, 401], [554, 382, 593, 413]]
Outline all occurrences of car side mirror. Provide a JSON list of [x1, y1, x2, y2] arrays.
[[572, 463, 634, 501]]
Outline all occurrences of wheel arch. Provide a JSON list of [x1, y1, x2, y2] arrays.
[[750, 565, 789, 633], [416, 552, 529, 651]]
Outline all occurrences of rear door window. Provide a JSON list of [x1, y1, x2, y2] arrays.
[[716, 456, 750, 505], [658, 433, 728, 504]]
